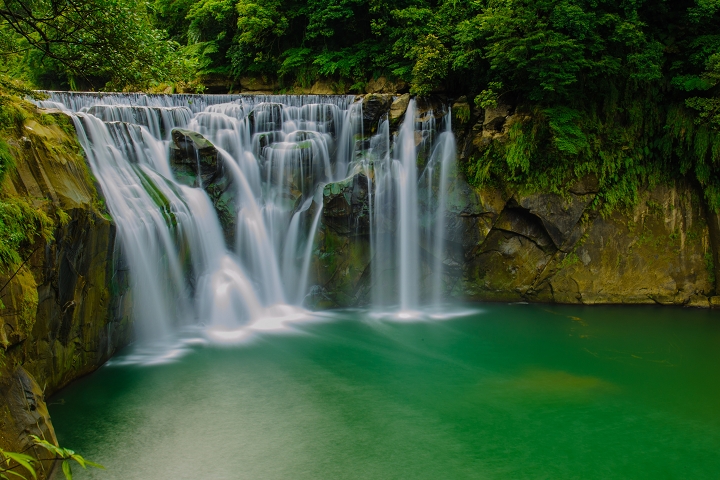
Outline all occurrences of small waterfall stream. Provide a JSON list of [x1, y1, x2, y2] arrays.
[[38, 92, 457, 343]]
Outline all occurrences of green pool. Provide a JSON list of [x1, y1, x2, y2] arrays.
[[49, 304, 720, 479]]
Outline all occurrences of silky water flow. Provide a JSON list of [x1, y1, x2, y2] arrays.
[[38, 93, 457, 349]]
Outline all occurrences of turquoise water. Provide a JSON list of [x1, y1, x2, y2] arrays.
[[49, 304, 720, 479]]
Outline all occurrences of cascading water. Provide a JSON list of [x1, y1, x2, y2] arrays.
[[37, 92, 457, 345]]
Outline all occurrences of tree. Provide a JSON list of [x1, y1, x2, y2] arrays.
[[0, 0, 193, 90]]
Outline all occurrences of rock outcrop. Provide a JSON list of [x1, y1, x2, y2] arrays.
[[0, 107, 132, 474], [170, 128, 221, 187], [170, 128, 236, 243], [362, 94, 393, 134]]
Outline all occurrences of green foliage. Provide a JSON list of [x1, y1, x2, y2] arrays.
[[0, 0, 194, 90], [0, 139, 14, 182], [475, 82, 504, 110], [0, 198, 53, 272], [0, 447, 36, 479], [31, 436, 104, 480], [468, 93, 720, 214], [409, 35, 450, 96], [0, 437, 103, 480], [544, 107, 589, 156]]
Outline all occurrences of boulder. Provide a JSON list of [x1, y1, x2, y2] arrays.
[[483, 103, 512, 131], [362, 94, 393, 134], [310, 80, 337, 95], [389, 94, 411, 125], [322, 172, 372, 236], [198, 74, 233, 94], [365, 77, 408, 94], [170, 128, 220, 187], [239, 76, 277, 93], [170, 128, 237, 243]]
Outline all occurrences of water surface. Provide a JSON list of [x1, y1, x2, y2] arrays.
[[50, 304, 720, 479]]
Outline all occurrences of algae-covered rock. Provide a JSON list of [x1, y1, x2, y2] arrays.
[[322, 173, 372, 236], [309, 172, 375, 307], [512, 184, 596, 250], [310, 80, 337, 95], [546, 184, 712, 305], [456, 181, 714, 306], [483, 103, 512, 131], [240, 76, 277, 93], [460, 208, 557, 301], [170, 128, 236, 243], [0, 367, 58, 479], [170, 128, 220, 186]]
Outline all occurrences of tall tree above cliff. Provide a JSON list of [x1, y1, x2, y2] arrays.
[[0, 0, 193, 89]]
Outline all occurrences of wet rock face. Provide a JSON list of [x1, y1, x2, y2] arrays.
[[362, 94, 393, 134], [0, 367, 57, 448], [0, 367, 58, 479], [510, 181, 598, 251], [169, 128, 236, 243], [365, 76, 409, 94], [322, 173, 372, 236], [457, 181, 715, 305], [170, 128, 221, 186], [309, 173, 373, 308], [389, 94, 411, 126], [239, 76, 277, 93]]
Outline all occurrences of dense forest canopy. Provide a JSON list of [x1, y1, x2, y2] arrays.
[[1, 0, 720, 211], [0, 0, 717, 98]]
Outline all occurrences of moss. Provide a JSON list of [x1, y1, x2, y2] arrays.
[[559, 252, 580, 269], [705, 252, 716, 285], [134, 167, 177, 227], [0, 198, 54, 272], [16, 268, 38, 336], [0, 139, 14, 183]]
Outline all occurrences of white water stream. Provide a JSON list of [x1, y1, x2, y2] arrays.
[[38, 93, 456, 344]]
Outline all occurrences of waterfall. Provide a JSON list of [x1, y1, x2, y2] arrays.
[[37, 92, 457, 342]]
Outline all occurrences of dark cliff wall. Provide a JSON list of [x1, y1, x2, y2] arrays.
[[0, 108, 133, 471]]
